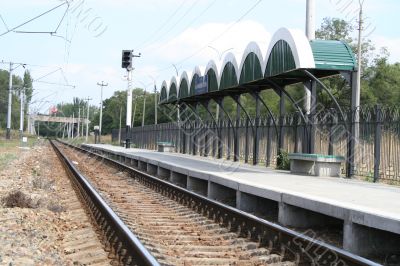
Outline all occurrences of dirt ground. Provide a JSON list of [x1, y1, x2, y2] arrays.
[[0, 139, 110, 265]]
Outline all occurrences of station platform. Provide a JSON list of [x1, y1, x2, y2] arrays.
[[82, 143, 400, 259]]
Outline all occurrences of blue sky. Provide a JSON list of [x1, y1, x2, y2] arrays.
[[0, 0, 399, 114]]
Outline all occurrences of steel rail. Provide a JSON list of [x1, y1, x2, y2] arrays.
[[50, 140, 159, 266], [58, 139, 381, 266]]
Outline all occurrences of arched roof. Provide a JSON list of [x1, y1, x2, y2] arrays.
[[160, 80, 169, 103], [310, 40, 356, 71], [266, 28, 315, 70], [220, 52, 239, 90], [204, 60, 219, 92], [159, 27, 356, 105], [167, 76, 178, 103], [239, 42, 264, 84], [189, 66, 202, 96], [179, 71, 190, 99], [239, 42, 265, 76]]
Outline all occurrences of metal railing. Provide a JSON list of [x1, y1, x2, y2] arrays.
[[112, 106, 400, 182]]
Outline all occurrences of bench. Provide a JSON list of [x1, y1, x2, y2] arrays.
[[157, 142, 175, 152], [288, 153, 345, 177]]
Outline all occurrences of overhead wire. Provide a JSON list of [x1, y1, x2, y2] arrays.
[[142, 0, 202, 51], [154, 0, 264, 75], [135, 0, 187, 50], [140, 0, 217, 55], [0, 1, 69, 37]]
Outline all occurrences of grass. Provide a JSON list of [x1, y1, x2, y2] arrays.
[[61, 134, 113, 145], [0, 153, 18, 168], [0, 130, 39, 167], [0, 131, 38, 149]]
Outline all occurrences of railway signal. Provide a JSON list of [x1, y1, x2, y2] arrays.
[[121, 50, 141, 148], [121, 50, 132, 69]]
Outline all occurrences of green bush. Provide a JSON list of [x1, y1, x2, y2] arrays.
[[277, 149, 290, 170]]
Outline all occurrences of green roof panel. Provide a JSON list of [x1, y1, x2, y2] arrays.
[[310, 40, 356, 71]]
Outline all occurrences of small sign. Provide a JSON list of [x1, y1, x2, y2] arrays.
[[22, 137, 28, 143], [195, 75, 208, 95]]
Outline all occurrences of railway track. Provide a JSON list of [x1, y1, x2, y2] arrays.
[[51, 139, 380, 266]]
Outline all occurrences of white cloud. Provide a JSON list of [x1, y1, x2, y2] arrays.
[[144, 20, 271, 69]]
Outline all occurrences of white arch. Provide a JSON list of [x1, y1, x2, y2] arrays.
[[239, 42, 266, 78], [265, 27, 315, 70], [204, 60, 220, 88], [190, 66, 202, 86], [169, 76, 178, 100], [179, 71, 190, 98], [220, 52, 240, 84], [160, 80, 170, 103]]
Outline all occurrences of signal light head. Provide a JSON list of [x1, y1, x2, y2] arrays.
[[121, 50, 133, 69]]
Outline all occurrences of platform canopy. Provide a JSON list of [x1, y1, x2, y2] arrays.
[[159, 27, 356, 105]]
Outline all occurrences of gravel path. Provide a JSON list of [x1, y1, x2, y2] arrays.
[[0, 140, 112, 265]]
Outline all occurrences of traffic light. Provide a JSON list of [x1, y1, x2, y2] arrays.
[[121, 50, 132, 69]]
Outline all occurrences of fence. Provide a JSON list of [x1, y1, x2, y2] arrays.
[[112, 106, 400, 183]]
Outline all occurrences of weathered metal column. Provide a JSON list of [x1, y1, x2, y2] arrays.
[[373, 105, 382, 182], [204, 102, 210, 157], [217, 99, 223, 159], [253, 92, 260, 165], [294, 112, 299, 153], [234, 95, 240, 162], [278, 89, 286, 153], [347, 71, 359, 177], [309, 80, 317, 154], [181, 104, 187, 154], [266, 117, 272, 167], [193, 103, 198, 156], [328, 109, 336, 155]]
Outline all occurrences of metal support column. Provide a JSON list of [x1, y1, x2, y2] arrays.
[[294, 112, 299, 153], [328, 109, 335, 155], [216, 99, 223, 159], [204, 101, 210, 157], [125, 70, 133, 148], [309, 80, 317, 154], [278, 89, 286, 153], [234, 95, 241, 162], [374, 105, 382, 182], [253, 92, 260, 165], [193, 103, 198, 156], [266, 117, 272, 167], [347, 71, 359, 177]]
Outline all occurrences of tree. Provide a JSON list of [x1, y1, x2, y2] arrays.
[[368, 58, 400, 106], [314, 17, 389, 109]]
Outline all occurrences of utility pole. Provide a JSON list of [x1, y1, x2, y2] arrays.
[[132, 96, 137, 127], [154, 84, 158, 125], [121, 50, 141, 148], [81, 107, 85, 137], [119, 106, 122, 144], [3, 61, 26, 139], [72, 112, 75, 138], [304, 0, 315, 114], [142, 89, 146, 127], [6, 63, 13, 139], [126, 69, 133, 147], [355, 0, 363, 113], [85, 97, 92, 142], [19, 87, 25, 139], [97, 81, 108, 140], [77, 107, 81, 137]]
